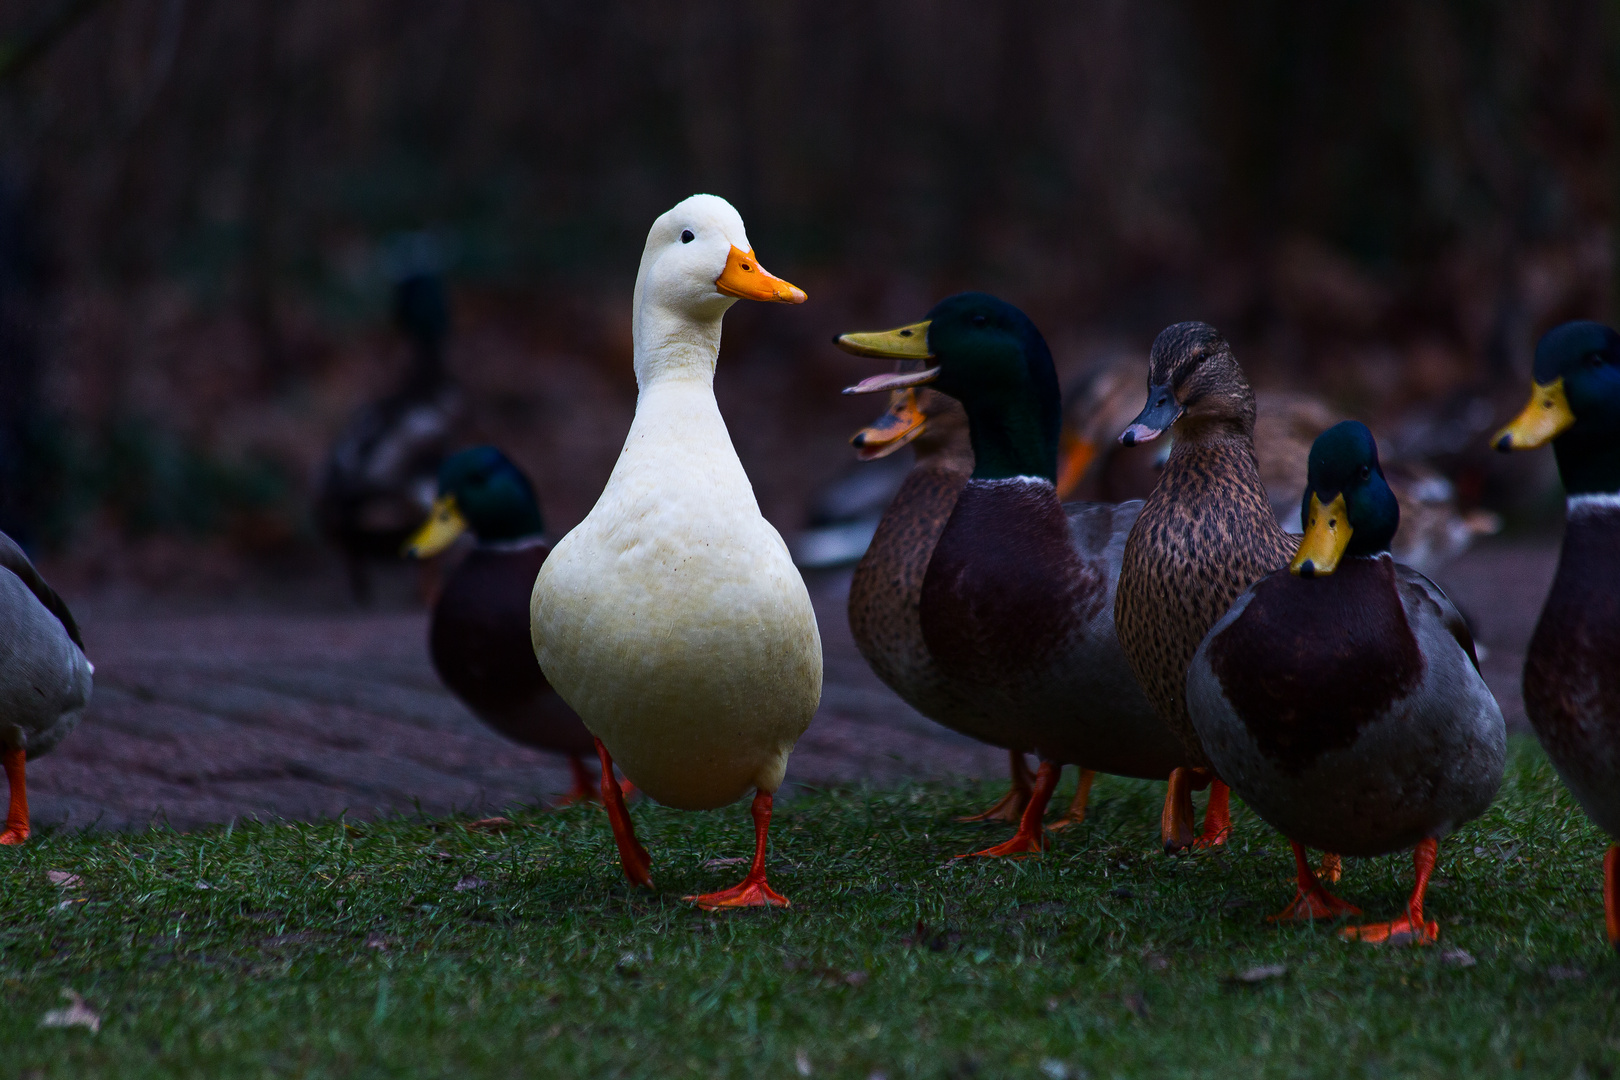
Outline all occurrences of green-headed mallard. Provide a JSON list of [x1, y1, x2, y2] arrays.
[[530, 195, 819, 909], [1114, 322, 1298, 851], [1187, 421, 1504, 941], [838, 293, 1186, 858], [848, 385, 1094, 829], [1494, 319, 1620, 950], [316, 271, 462, 603], [405, 445, 622, 806], [0, 531, 92, 844]]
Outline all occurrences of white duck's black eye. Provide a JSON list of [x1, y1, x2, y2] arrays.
[[970, 314, 987, 328], [681, 229, 695, 244]]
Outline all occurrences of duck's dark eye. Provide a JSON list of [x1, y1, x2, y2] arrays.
[[1358, 464, 1371, 479], [681, 229, 695, 244], [970, 314, 987, 328], [1586, 352, 1604, 368]]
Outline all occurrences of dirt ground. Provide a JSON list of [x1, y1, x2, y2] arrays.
[[29, 538, 1555, 833]]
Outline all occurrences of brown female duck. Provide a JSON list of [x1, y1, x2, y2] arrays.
[[839, 293, 1186, 857], [1114, 322, 1298, 851]]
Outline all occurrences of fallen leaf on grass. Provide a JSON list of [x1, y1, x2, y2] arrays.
[[1123, 991, 1149, 1018], [45, 872, 81, 888], [1546, 965, 1586, 982], [1228, 964, 1287, 984], [40, 991, 99, 1033], [466, 817, 517, 833], [365, 933, 389, 951], [1440, 948, 1475, 968], [795, 1049, 812, 1076], [703, 857, 747, 868], [453, 876, 489, 892]]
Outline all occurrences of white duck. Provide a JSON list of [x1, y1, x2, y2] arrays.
[[531, 194, 821, 909]]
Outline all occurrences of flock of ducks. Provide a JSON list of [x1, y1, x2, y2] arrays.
[[1, 194, 1617, 948]]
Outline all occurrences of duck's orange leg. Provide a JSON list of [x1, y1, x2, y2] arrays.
[[1342, 838, 1440, 944], [957, 760, 1059, 858], [1193, 778, 1231, 848], [595, 738, 651, 888], [1160, 768, 1197, 852], [1606, 845, 1620, 953], [555, 753, 637, 808], [0, 748, 26, 846], [957, 750, 1034, 823], [1047, 768, 1096, 832], [685, 790, 789, 910], [1269, 839, 1360, 922]]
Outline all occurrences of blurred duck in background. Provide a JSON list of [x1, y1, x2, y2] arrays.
[[1187, 422, 1503, 942], [844, 384, 1095, 829], [0, 531, 92, 845], [316, 260, 463, 604], [1494, 320, 1620, 951], [405, 446, 622, 806]]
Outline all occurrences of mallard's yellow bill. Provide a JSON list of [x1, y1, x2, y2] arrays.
[[1290, 492, 1351, 578], [405, 495, 468, 558], [852, 389, 928, 461], [715, 245, 806, 304], [835, 321, 934, 360], [1494, 378, 1574, 451]]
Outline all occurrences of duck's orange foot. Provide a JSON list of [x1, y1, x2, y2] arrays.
[[1269, 885, 1360, 923], [956, 785, 1029, 824], [685, 877, 790, 910], [1046, 769, 1096, 833], [957, 750, 1033, 823], [0, 827, 26, 846], [1341, 915, 1438, 945], [955, 832, 1047, 859], [1191, 779, 1231, 849]]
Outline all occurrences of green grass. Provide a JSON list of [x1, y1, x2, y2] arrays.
[[2, 737, 1615, 1079]]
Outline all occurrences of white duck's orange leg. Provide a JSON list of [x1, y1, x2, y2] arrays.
[[957, 761, 1059, 859], [0, 748, 27, 845], [1342, 838, 1439, 945], [957, 750, 1034, 824], [685, 790, 789, 910], [595, 738, 651, 887]]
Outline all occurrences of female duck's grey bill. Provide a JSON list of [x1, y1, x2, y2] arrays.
[[1119, 383, 1182, 446]]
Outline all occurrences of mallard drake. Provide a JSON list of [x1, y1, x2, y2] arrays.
[[316, 271, 462, 603], [1187, 421, 1504, 941], [838, 293, 1186, 858], [847, 385, 1094, 829], [1113, 322, 1301, 851], [1494, 319, 1620, 950], [405, 445, 625, 806], [530, 195, 819, 909], [0, 532, 92, 844]]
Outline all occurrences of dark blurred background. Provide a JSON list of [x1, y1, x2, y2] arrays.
[[0, 0, 1611, 595]]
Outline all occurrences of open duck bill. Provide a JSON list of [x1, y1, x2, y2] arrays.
[[715, 246, 807, 304], [1289, 492, 1351, 577], [835, 321, 942, 394], [1493, 378, 1575, 451], [1119, 382, 1183, 446], [404, 495, 468, 558], [852, 389, 928, 461]]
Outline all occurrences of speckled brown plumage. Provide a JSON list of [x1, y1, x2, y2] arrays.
[[1114, 323, 1298, 769]]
